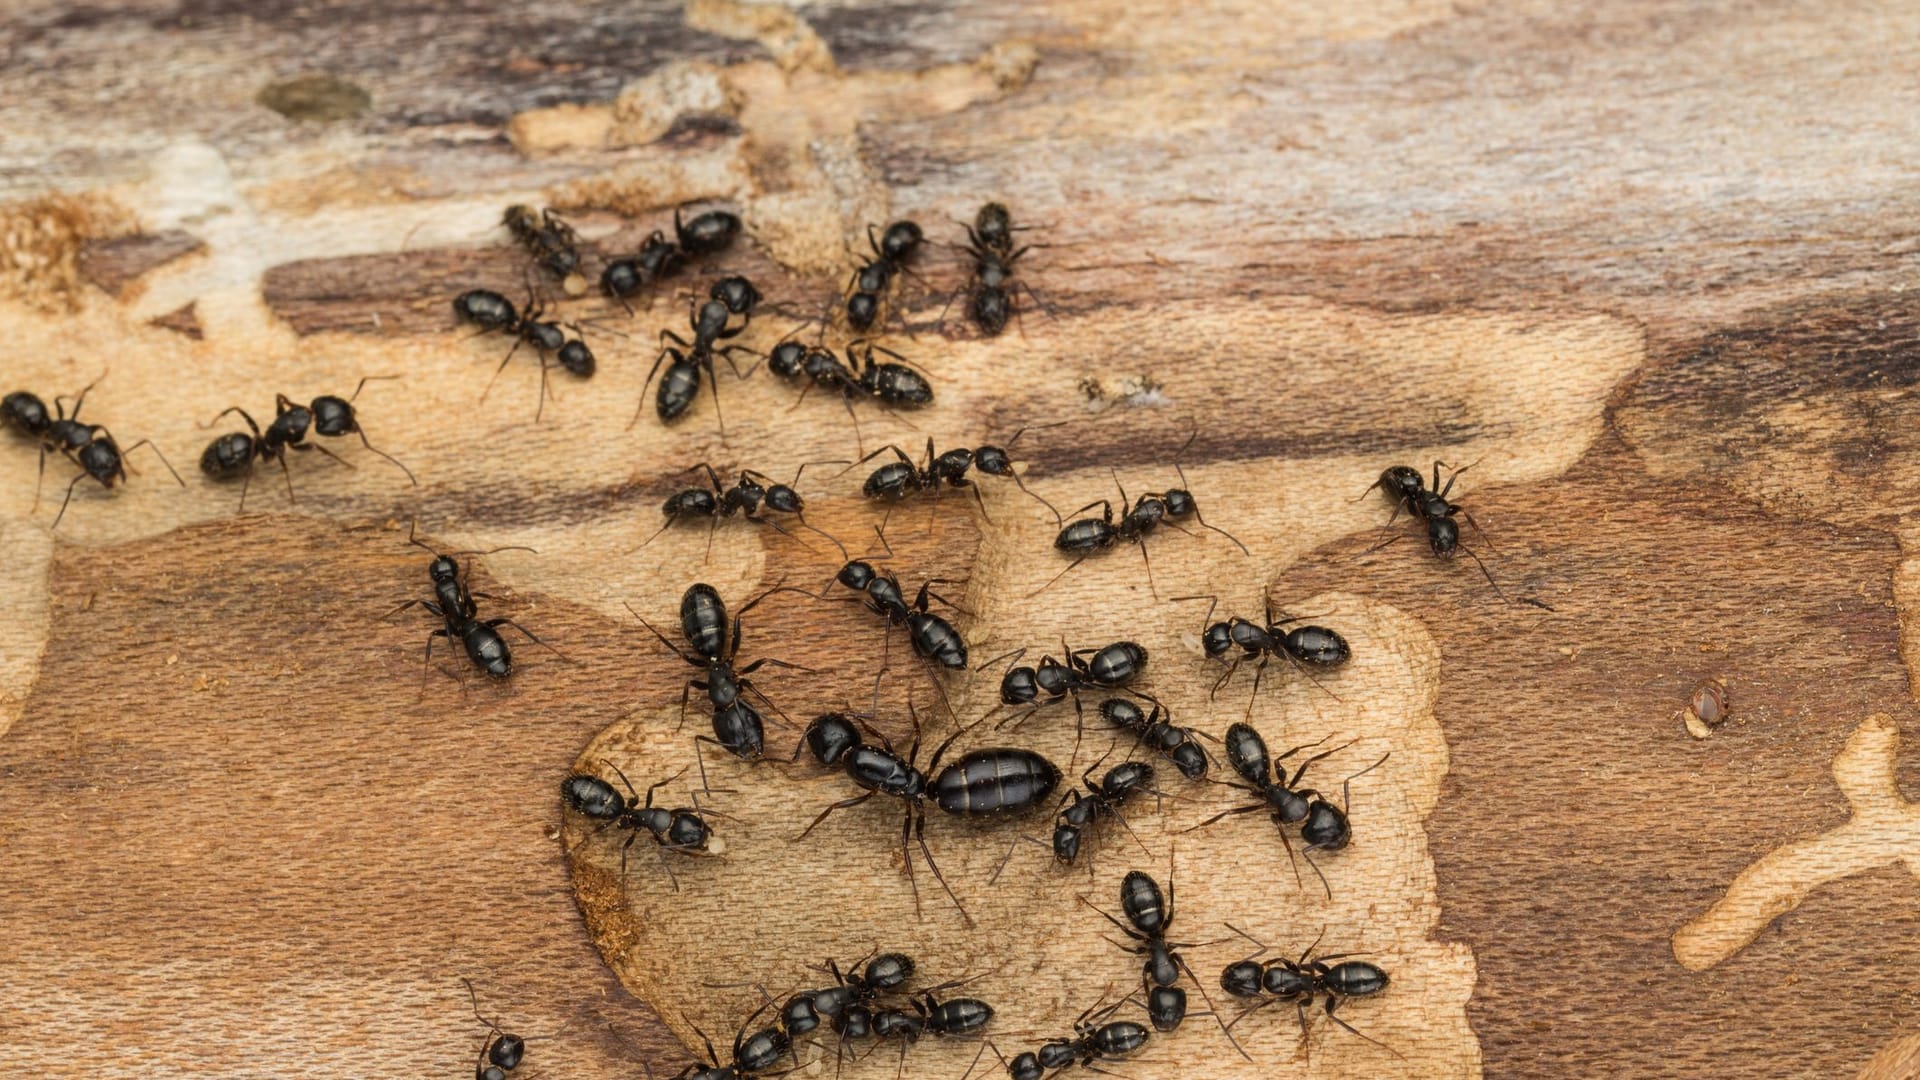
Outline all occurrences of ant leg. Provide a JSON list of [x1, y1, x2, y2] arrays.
[[1181, 803, 1267, 833], [797, 790, 875, 839], [1322, 996, 1400, 1057], [915, 806, 971, 927], [1457, 542, 1514, 604], [486, 617, 575, 664], [629, 349, 673, 431], [273, 450, 298, 505], [116, 440, 185, 486], [421, 627, 451, 682], [1029, 556, 1087, 598], [294, 440, 357, 471], [1300, 845, 1332, 900], [1457, 508, 1503, 557], [49, 469, 92, 530], [349, 425, 417, 484], [479, 337, 525, 408], [1362, 530, 1406, 556]]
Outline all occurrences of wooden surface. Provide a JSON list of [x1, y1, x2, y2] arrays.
[[4, 0, 1920, 1077]]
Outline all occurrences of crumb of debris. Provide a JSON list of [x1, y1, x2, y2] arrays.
[[610, 61, 743, 148], [977, 41, 1041, 92], [1681, 677, 1729, 739], [0, 192, 137, 311]]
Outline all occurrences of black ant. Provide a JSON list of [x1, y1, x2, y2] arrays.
[[1188, 723, 1387, 898], [765, 336, 935, 451], [642, 460, 842, 553], [1174, 595, 1347, 713], [600, 207, 741, 308], [1052, 755, 1158, 866], [628, 582, 807, 766], [798, 703, 1061, 925], [666, 997, 791, 1079], [1362, 459, 1550, 609], [452, 287, 597, 420], [984, 641, 1150, 742], [503, 204, 582, 283], [1039, 431, 1246, 599], [561, 763, 723, 889], [845, 220, 924, 332], [844, 429, 1059, 526], [867, 988, 995, 1077], [383, 523, 565, 681], [197, 377, 417, 509], [1097, 699, 1210, 781], [1219, 925, 1395, 1058], [2, 376, 182, 527], [638, 279, 762, 430], [997, 995, 1151, 1080], [950, 202, 1046, 337], [1081, 862, 1226, 1035], [798, 526, 972, 706], [462, 977, 561, 1080]]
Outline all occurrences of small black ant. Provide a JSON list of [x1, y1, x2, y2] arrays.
[[642, 460, 841, 553], [1188, 723, 1387, 898], [1362, 459, 1550, 609], [765, 337, 935, 450], [808, 525, 971, 675], [951, 202, 1046, 337], [667, 998, 791, 1079], [845, 220, 924, 332], [197, 377, 417, 509], [1039, 429, 1246, 598], [678, 207, 744, 255], [799, 704, 1061, 925], [638, 282, 761, 430], [383, 523, 564, 681], [844, 429, 1060, 526], [629, 582, 807, 768], [601, 230, 684, 305], [1080, 863, 1225, 1035], [1052, 755, 1158, 866], [1097, 699, 1210, 781], [561, 762, 723, 889], [503, 204, 582, 283], [997, 995, 1151, 1080], [984, 641, 1150, 740], [1175, 595, 1348, 713], [3, 376, 183, 527], [452, 286, 597, 420], [867, 988, 995, 1077], [1219, 925, 1394, 1057], [462, 977, 560, 1080]]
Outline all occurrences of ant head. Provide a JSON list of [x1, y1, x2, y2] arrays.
[[763, 484, 801, 514], [77, 438, 122, 484], [767, 340, 807, 377], [972, 445, 1013, 477], [309, 395, 357, 436], [1379, 465, 1425, 502], [601, 258, 643, 299], [709, 275, 761, 316], [1200, 621, 1235, 658], [973, 202, 1012, 247], [666, 809, 713, 850], [1098, 696, 1145, 728], [1163, 488, 1195, 518], [998, 665, 1039, 705], [198, 431, 257, 478], [845, 291, 879, 329], [428, 554, 462, 584], [1427, 515, 1460, 556], [502, 203, 539, 233], [1220, 960, 1265, 999]]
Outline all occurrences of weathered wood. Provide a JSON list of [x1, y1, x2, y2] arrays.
[[5, 0, 1920, 1077]]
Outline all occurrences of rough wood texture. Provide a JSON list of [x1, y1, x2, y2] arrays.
[[4, 0, 1920, 1077]]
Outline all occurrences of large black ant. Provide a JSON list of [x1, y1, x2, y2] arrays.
[[844, 429, 1059, 526], [1097, 699, 1209, 781], [845, 220, 924, 332], [1052, 755, 1158, 866], [383, 524, 564, 681], [197, 377, 417, 509], [628, 582, 805, 767], [1189, 723, 1387, 898], [952, 202, 1045, 337], [1039, 431, 1246, 598], [638, 279, 762, 430], [641, 460, 841, 553], [985, 641, 1150, 739], [997, 995, 1151, 1079], [798, 705, 1061, 925], [765, 336, 935, 451], [1175, 595, 1348, 713], [452, 287, 597, 420], [2, 376, 182, 527], [1362, 459, 1550, 609], [1219, 925, 1394, 1057], [503, 204, 582, 283], [462, 977, 560, 1080], [561, 763, 723, 889], [600, 207, 741, 307], [1081, 863, 1225, 1035], [665, 997, 791, 1079], [806, 526, 971, 675]]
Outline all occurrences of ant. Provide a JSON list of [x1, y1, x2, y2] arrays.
[[1039, 431, 1246, 599], [1052, 754, 1158, 866], [809, 526, 971, 674], [984, 641, 1150, 743], [600, 207, 741, 307], [642, 460, 842, 553], [997, 995, 1150, 1080], [638, 278, 762, 430], [383, 523, 565, 681], [798, 703, 1061, 925], [462, 977, 560, 1080], [561, 763, 723, 889], [952, 202, 1045, 337], [1081, 862, 1226, 1035], [198, 377, 417, 509], [765, 336, 935, 450], [1188, 723, 1387, 898], [843, 429, 1060, 526], [628, 582, 807, 766], [867, 988, 995, 1077], [845, 220, 924, 332], [1174, 595, 1348, 714], [1362, 460, 1550, 609], [667, 997, 791, 1080], [1097, 699, 1209, 781], [2, 376, 183, 527], [452, 287, 597, 420], [503, 204, 582, 283], [1219, 925, 1394, 1057]]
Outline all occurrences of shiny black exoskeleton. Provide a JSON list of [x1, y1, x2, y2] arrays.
[[6, 376, 182, 527], [462, 978, 560, 1080], [642, 460, 838, 551], [990, 641, 1149, 731], [601, 230, 686, 304], [1219, 926, 1392, 1053], [868, 990, 993, 1068], [845, 220, 924, 331], [1098, 698, 1209, 780], [503, 204, 582, 281], [630, 582, 802, 762], [797, 712, 864, 767], [640, 284, 760, 429], [207, 378, 417, 507], [1363, 459, 1546, 607], [1082, 869, 1218, 1034], [1191, 722, 1388, 898], [669, 1002, 791, 1080], [453, 288, 596, 420], [799, 708, 1060, 923], [764, 339, 935, 444], [385, 526, 557, 680], [1002, 998, 1151, 1079], [561, 764, 717, 888], [678, 207, 743, 255], [956, 202, 1040, 337], [1179, 594, 1349, 708], [1052, 759, 1156, 865], [825, 552, 970, 671], [454, 288, 519, 330], [1042, 442, 1247, 598], [848, 431, 1059, 525]]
